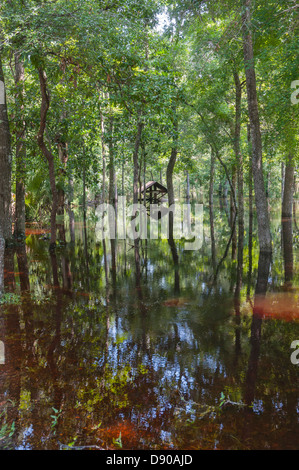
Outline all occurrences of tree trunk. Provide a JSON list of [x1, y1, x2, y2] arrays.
[[231, 166, 237, 260], [143, 149, 146, 207], [242, 0, 272, 253], [108, 116, 115, 206], [57, 141, 68, 243], [247, 124, 253, 295], [282, 155, 294, 284], [82, 160, 87, 229], [14, 52, 26, 239], [68, 176, 75, 243], [37, 68, 58, 249], [0, 53, 12, 241], [186, 170, 190, 202], [0, 237, 4, 295], [122, 160, 125, 196], [100, 109, 106, 204], [133, 113, 144, 205], [293, 173, 297, 230], [167, 108, 178, 238], [233, 70, 244, 288], [167, 108, 178, 209], [281, 162, 285, 202], [132, 112, 144, 287], [209, 149, 216, 268]]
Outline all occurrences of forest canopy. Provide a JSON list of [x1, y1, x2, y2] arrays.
[[0, 0, 298, 250]]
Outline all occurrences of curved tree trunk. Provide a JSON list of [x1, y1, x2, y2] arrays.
[[37, 68, 58, 249]]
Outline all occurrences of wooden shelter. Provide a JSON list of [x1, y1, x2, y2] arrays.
[[140, 181, 168, 204], [139, 181, 168, 217]]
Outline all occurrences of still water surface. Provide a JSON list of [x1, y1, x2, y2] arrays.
[[0, 202, 298, 449]]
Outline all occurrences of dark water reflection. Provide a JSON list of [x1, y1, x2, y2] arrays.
[[0, 202, 298, 450]]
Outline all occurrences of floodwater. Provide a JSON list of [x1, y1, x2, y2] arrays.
[[0, 201, 298, 450]]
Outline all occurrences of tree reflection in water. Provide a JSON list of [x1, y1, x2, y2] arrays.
[[0, 205, 298, 449]]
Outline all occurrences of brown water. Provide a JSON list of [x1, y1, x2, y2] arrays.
[[0, 202, 298, 450]]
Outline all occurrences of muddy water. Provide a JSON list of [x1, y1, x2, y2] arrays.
[[0, 203, 298, 450]]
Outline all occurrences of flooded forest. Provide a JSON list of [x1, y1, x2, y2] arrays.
[[0, 0, 298, 451]]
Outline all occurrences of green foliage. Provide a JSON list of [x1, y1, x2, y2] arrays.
[[50, 407, 62, 435], [0, 293, 21, 305]]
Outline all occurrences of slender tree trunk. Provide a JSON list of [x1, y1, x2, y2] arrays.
[[122, 160, 125, 196], [186, 170, 191, 231], [0, 52, 12, 241], [37, 68, 58, 249], [68, 175, 75, 243], [167, 110, 180, 295], [233, 71, 244, 288], [100, 109, 106, 204], [282, 156, 294, 219], [242, 0, 272, 253], [281, 162, 285, 202], [0, 237, 4, 295], [247, 125, 253, 296], [167, 108, 178, 209], [133, 113, 144, 205], [209, 149, 216, 268], [143, 149, 146, 207], [167, 145, 177, 209], [82, 161, 87, 229], [132, 112, 144, 286], [231, 167, 237, 259], [57, 142, 68, 243], [14, 52, 26, 239], [167, 108, 178, 240], [186, 171, 190, 202], [282, 155, 294, 284], [82, 159, 90, 288], [293, 173, 297, 230], [114, 179, 118, 228], [108, 115, 115, 207]]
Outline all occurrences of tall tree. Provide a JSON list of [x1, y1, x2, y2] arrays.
[[0, 51, 12, 241], [14, 52, 26, 239], [282, 154, 294, 284], [241, 0, 272, 253], [37, 68, 59, 249]]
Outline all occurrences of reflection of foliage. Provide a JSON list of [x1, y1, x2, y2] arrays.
[[51, 408, 62, 435], [0, 404, 16, 450], [0, 293, 21, 305], [0, 203, 298, 449]]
